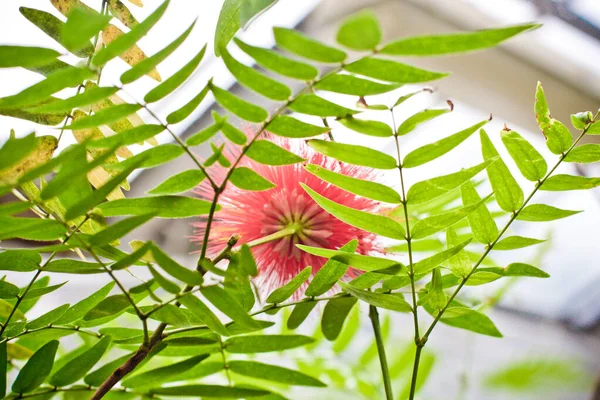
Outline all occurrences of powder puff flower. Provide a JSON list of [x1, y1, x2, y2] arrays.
[[192, 135, 383, 292]]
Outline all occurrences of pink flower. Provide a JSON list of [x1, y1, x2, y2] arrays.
[[192, 135, 382, 292]]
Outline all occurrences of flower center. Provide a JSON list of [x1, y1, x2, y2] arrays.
[[260, 189, 333, 259]]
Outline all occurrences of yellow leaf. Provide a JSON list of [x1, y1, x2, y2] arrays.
[[50, 0, 93, 17], [7, 343, 33, 360], [107, 0, 139, 28], [102, 25, 161, 82], [0, 136, 58, 186], [127, 0, 143, 6]]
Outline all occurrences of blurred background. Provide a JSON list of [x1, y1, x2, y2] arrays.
[[1, 0, 600, 398]]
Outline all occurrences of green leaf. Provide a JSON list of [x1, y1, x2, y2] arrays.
[[152, 384, 270, 397], [148, 265, 180, 294], [480, 129, 523, 212], [446, 227, 472, 277], [239, 244, 258, 276], [145, 45, 206, 103], [166, 84, 209, 125], [504, 263, 549, 278], [200, 285, 260, 329], [340, 282, 412, 312], [66, 103, 142, 130], [437, 306, 502, 337], [89, 213, 155, 246], [336, 9, 381, 50], [229, 360, 325, 387], [0, 281, 20, 299], [297, 244, 402, 272], [501, 129, 547, 181], [587, 121, 600, 135], [211, 112, 247, 145], [266, 266, 311, 303], [0, 342, 5, 398], [0, 45, 60, 68], [542, 118, 573, 155], [234, 38, 318, 80], [485, 358, 591, 391], [92, 0, 169, 66], [407, 160, 492, 205], [27, 86, 119, 114], [186, 124, 221, 147], [210, 83, 268, 122], [321, 297, 357, 341], [224, 334, 314, 353], [87, 125, 164, 148], [221, 48, 291, 101], [267, 115, 330, 138], [428, 268, 446, 310], [121, 20, 195, 84], [123, 355, 208, 388], [152, 245, 203, 285], [229, 167, 275, 191], [307, 139, 397, 169], [403, 120, 489, 168], [179, 294, 230, 336], [110, 242, 152, 270], [305, 241, 357, 297], [274, 27, 346, 63], [517, 203, 581, 222], [97, 195, 218, 218], [214, 0, 276, 57], [49, 336, 111, 386], [302, 183, 405, 239], [397, 108, 451, 136], [564, 144, 600, 163], [344, 57, 448, 83], [413, 239, 472, 275], [0, 217, 67, 241], [461, 180, 498, 244], [315, 74, 399, 96], [84, 353, 134, 387], [337, 116, 393, 137], [0, 299, 24, 321], [62, 6, 111, 52], [23, 281, 67, 302], [148, 169, 206, 195], [55, 282, 115, 325], [44, 259, 104, 274], [411, 196, 490, 239], [12, 340, 58, 394], [288, 94, 358, 117], [534, 81, 551, 128], [26, 304, 70, 330], [572, 117, 592, 135], [305, 164, 401, 203], [0, 133, 36, 170], [65, 158, 144, 220], [494, 236, 545, 250], [381, 23, 539, 55], [540, 174, 600, 191], [287, 301, 317, 330], [246, 140, 304, 165], [0, 67, 94, 109]]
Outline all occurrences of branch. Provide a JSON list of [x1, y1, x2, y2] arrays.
[[423, 126, 591, 340]]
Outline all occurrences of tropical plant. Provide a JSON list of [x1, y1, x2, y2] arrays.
[[0, 1, 598, 399]]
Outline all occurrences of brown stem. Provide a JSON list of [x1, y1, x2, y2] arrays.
[[90, 327, 164, 399]]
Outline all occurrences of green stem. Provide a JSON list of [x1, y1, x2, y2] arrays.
[[391, 108, 422, 399], [244, 226, 297, 248], [409, 345, 423, 399], [369, 306, 393, 400]]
